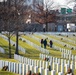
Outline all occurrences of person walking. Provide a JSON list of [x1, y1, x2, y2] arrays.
[[41, 39, 44, 47], [43, 39, 47, 49], [49, 40, 53, 48]]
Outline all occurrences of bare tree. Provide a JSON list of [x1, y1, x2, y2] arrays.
[[0, 0, 26, 58], [32, 0, 57, 31]]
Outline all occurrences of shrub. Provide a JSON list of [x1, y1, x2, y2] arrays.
[[71, 47, 74, 50], [64, 45, 66, 47], [61, 38, 63, 40], [1, 66, 8, 71], [19, 38, 22, 41], [13, 44, 15, 46], [23, 40, 26, 42]]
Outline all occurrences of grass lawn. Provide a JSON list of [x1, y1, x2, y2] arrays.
[[21, 35, 62, 58], [0, 71, 19, 75], [11, 36, 41, 59]]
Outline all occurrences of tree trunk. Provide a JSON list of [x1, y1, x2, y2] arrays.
[[15, 31, 19, 54], [46, 23, 48, 32], [8, 32, 11, 58]]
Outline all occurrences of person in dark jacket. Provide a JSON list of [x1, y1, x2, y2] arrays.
[[41, 39, 44, 47], [43, 39, 47, 49], [49, 40, 53, 48]]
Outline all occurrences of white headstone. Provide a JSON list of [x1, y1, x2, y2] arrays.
[[43, 61, 45, 69], [58, 72, 63, 75], [11, 62, 14, 72], [30, 59, 32, 65], [64, 53, 66, 59], [32, 60, 34, 66], [0, 60, 3, 69], [28, 59, 30, 65], [70, 64, 74, 72], [65, 64, 69, 72], [34, 60, 37, 66], [45, 69, 49, 75], [37, 60, 39, 67], [57, 63, 60, 73], [51, 70, 55, 75], [22, 64, 25, 75], [34, 66, 38, 73], [19, 63, 22, 75], [55, 58, 58, 63], [61, 64, 64, 73], [72, 55, 74, 60], [8, 62, 11, 71], [64, 60, 66, 66], [40, 60, 42, 67], [67, 60, 70, 67], [13, 63, 15, 73], [75, 56, 76, 61], [39, 67, 43, 75], [53, 62, 55, 70], [75, 62, 76, 69], [24, 64, 26, 75], [5, 61, 8, 66], [21, 57, 24, 63], [24, 58, 26, 64], [58, 59, 60, 65], [45, 62, 48, 69], [26, 64, 30, 74], [69, 55, 71, 60], [2, 60, 5, 67], [30, 65, 34, 74]]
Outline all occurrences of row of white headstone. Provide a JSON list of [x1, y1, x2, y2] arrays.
[[0, 60, 24, 75], [27, 34, 72, 54], [19, 37, 49, 54], [34, 32, 76, 35], [14, 54, 76, 74], [0, 34, 26, 53], [61, 52, 76, 60], [40, 53, 74, 64], [26, 34, 41, 42], [38, 34, 76, 50], [60, 49, 71, 54], [52, 34, 76, 44], [0, 59, 65, 75], [0, 47, 5, 53], [39, 53, 76, 72], [53, 46, 72, 55]]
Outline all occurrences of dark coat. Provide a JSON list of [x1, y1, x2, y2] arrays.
[[41, 39, 44, 44], [43, 39, 47, 45], [50, 40, 53, 45]]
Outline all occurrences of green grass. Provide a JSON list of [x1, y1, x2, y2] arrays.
[[45, 35, 72, 50], [0, 71, 19, 75], [11, 36, 41, 59], [21, 35, 62, 58], [48, 34, 76, 46]]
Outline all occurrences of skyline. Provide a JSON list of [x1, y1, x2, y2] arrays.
[[0, 0, 75, 9]]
